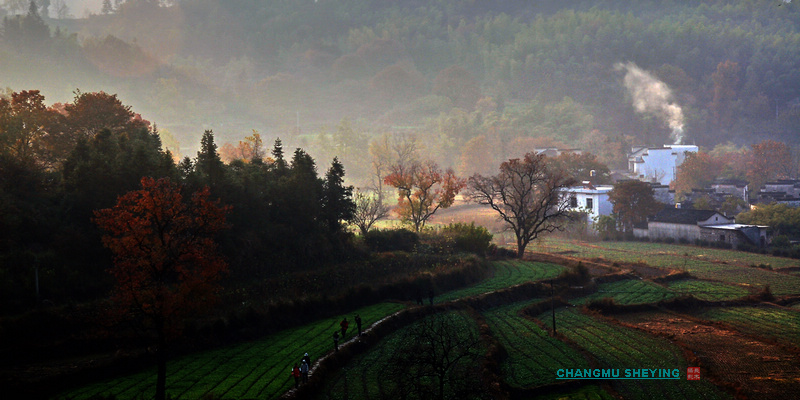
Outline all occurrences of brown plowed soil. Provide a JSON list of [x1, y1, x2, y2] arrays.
[[614, 312, 800, 400]]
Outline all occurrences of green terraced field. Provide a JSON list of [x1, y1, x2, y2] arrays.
[[574, 279, 677, 305], [535, 239, 800, 296], [318, 311, 483, 400], [482, 301, 589, 388], [436, 260, 565, 302], [533, 384, 617, 400], [538, 239, 800, 270], [665, 280, 751, 301], [694, 305, 800, 348], [537, 307, 731, 400], [57, 302, 406, 400]]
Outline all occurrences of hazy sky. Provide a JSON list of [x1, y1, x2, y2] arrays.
[[64, 0, 103, 17]]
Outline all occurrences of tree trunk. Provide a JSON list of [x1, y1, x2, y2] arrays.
[[155, 323, 167, 400], [516, 236, 527, 258]]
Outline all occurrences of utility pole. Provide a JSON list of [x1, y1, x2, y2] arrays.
[[550, 279, 556, 335]]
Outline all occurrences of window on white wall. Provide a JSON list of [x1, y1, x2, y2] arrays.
[[586, 198, 593, 210]]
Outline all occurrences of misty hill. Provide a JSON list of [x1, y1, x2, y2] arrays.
[[3, 0, 800, 184]]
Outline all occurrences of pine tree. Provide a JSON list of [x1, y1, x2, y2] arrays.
[[195, 130, 224, 188]]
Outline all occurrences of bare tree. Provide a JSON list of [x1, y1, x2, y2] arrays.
[[350, 188, 391, 236], [467, 153, 576, 258], [386, 313, 487, 400], [369, 132, 421, 198]]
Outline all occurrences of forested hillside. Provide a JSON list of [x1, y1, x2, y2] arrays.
[[3, 0, 800, 185]]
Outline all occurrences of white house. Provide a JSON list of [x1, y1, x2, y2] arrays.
[[564, 183, 614, 225], [628, 145, 698, 185]]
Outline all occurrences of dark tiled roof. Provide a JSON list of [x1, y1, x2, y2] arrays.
[[649, 208, 719, 225]]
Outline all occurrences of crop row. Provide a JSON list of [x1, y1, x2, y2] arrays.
[[537, 307, 730, 400], [534, 384, 616, 400], [575, 278, 750, 305], [319, 311, 482, 400], [665, 280, 750, 301], [436, 260, 565, 302], [575, 279, 678, 305], [694, 306, 800, 348], [481, 301, 589, 388], [59, 302, 406, 400]]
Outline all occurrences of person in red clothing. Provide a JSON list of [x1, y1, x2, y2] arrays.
[[291, 363, 301, 388], [340, 317, 349, 339]]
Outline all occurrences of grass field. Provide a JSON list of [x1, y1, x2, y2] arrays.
[[436, 260, 565, 303], [538, 307, 731, 400], [535, 239, 800, 295], [57, 303, 406, 400], [482, 300, 589, 388]]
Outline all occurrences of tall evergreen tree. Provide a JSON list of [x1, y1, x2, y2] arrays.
[[322, 157, 355, 233], [195, 130, 224, 188]]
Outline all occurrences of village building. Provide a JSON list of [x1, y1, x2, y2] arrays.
[[564, 183, 614, 225], [628, 145, 698, 185], [753, 179, 800, 207], [710, 179, 749, 202], [634, 207, 768, 248]]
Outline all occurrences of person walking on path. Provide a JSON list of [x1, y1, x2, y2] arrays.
[[291, 363, 301, 388], [340, 317, 349, 339], [302, 352, 311, 366], [300, 360, 309, 384], [333, 331, 340, 352], [354, 314, 362, 336]]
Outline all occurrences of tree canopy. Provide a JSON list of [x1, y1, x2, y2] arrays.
[[467, 153, 576, 257]]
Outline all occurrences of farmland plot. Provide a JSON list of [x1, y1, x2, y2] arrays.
[[537, 307, 731, 400], [482, 301, 589, 388], [536, 239, 800, 296], [436, 260, 565, 303], [58, 302, 405, 400], [532, 384, 616, 400], [693, 305, 800, 348], [616, 311, 800, 400], [539, 239, 799, 270], [319, 310, 484, 400], [664, 280, 750, 301], [574, 279, 677, 305]]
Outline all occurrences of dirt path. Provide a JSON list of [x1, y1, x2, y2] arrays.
[[614, 312, 800, 400]]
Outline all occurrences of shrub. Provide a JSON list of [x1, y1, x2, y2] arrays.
[[558, 262, 591, 286], [771, 235, 790, 248], [364, 229, 419, 252], [441, 222, 492, 255]]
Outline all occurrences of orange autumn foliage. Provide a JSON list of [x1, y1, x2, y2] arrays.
[[94, 177, 230, 336], [384, 160, 465, 232]]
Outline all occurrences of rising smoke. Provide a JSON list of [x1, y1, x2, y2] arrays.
[[615, 62, 684, 144]]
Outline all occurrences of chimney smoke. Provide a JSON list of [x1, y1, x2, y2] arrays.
[[615, 62, 685, 144]]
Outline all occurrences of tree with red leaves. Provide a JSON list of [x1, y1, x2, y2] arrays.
[[384, 160, 465, 232], [94, 177, 230, 400]]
